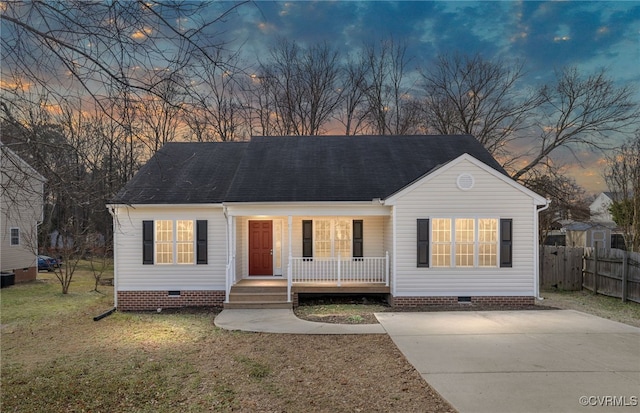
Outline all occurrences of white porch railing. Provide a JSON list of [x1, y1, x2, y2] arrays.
[[289, 252, 389, 286]]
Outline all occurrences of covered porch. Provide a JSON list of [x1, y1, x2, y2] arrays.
[[223, 204, 393, 308]]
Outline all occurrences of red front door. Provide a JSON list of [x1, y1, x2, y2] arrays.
[[249, 220, 273, 276]]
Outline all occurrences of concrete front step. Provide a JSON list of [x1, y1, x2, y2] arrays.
[[230, 286, 288, 294], [228, 292, 289, 302], [224, 301, 292, 309], [226, 282, 291, 309]]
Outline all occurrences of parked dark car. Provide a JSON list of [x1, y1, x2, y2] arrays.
[[37, 255, 61, 271]]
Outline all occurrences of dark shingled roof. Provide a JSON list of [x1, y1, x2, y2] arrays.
[[111, 135, 508, 204], [111, 142, 249, 204]]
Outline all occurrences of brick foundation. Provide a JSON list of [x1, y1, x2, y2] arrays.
[[14, 266, 37, 283], [117, 290, 225, 311], [389, 295, 535, 307]]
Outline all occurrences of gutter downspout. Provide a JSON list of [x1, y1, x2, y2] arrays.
[[107, 205, 118, 308], [535, 199, 551, 300], [223, 205, 230, 304]]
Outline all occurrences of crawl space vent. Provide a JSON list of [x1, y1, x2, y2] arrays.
[[456, 173, 475, 190]]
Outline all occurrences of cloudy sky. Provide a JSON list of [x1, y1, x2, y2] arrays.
[[213, 0, 640, 194], [3, 1, 638, 194]]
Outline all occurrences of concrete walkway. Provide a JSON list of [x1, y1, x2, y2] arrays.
[[215, 308, 640, 412], [214, 308, 386, 334], [376, 310, 640, 413]]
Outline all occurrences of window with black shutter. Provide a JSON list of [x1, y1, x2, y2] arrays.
[[417, 219, 430, 267], [196, 220, 208, 264], [500, 219, 513, 268], [142, 220, 154, 265]]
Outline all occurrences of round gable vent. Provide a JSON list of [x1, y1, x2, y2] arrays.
[[457, 173, 475, 190]]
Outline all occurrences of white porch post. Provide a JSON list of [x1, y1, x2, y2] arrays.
[[225, 212, 235, 303], [287, 215, 293, 303], [385, 251, 389, 287], [337, 252, 341, 287]]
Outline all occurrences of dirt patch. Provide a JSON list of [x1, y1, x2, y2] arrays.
[[295, 295, 557, 324]]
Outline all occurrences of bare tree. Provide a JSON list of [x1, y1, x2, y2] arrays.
[[513, 67, 639, 180], [419, 53, 541, 161], [253, 39, 344, 136], [604, 134, 640, 252], [362, 39, 419, 135], [185, 51, 251, 142], [335, 53, 371, 135], [1, 1, 248, 109], [524, 170, 590, 245]]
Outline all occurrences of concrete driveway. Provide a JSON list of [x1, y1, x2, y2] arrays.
[[375, 310, 640, 413]]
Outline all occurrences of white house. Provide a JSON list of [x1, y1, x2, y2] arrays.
[[1, 144, 45, 283], [108, 135, 548, 310], [590, 192, 616, 226]]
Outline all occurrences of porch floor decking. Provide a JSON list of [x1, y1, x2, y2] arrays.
[[224, 279, 390, 309]]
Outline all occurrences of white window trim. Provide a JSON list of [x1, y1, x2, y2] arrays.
[[155, 220, 196, 265], [431, 217, 500, 268], [10, 228, 20, 246]]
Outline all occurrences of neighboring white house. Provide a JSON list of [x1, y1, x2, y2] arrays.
[[108, 135, 548, 311], [590, 192, 616, 226], [1, 144, 45, 283]]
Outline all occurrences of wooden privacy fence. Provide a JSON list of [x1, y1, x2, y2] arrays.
[[583, 248, 640, 304], [539, 246, 584, 291]]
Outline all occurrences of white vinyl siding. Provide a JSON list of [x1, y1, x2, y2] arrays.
[[393, 158, 538, 297], [1, 148, 44, 272], [113, 206, 226, 290]]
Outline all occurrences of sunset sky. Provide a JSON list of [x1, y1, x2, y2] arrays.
[[216, 0, 640, 194], [2, 1, 639, 194]]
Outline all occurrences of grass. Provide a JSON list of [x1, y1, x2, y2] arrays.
[[1, 264, 451, 413], [6, 266, 634, 412], [538, 289, 640, 327], [0, 265, 222, 412], [1, 261, 114, 325]]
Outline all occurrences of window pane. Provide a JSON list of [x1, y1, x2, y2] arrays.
[[479, 219, 498, 267], [432, 243, 451, 267], [455, 219, 474, 267], [334, 219, 351, 258], [155, 220, 173, 264], [10, 228, 19, 245], [177, 242, 194, 264], [156, 220, 173, 242], [431, 219, 451, 267], [176, 220, 194, 264], [432, 218, 451, 242], [156, 242, 173, 264], [479, 243, 497, 266], [315, 220, 331, 258]]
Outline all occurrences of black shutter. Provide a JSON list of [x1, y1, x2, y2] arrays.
[[196, 220, 208, 265], [417, 219, 430, 267], [500, 219, 513, 268], [353, 220, 363, 258], [302, 220, 313, 258], [142, 220, 154, 265]]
